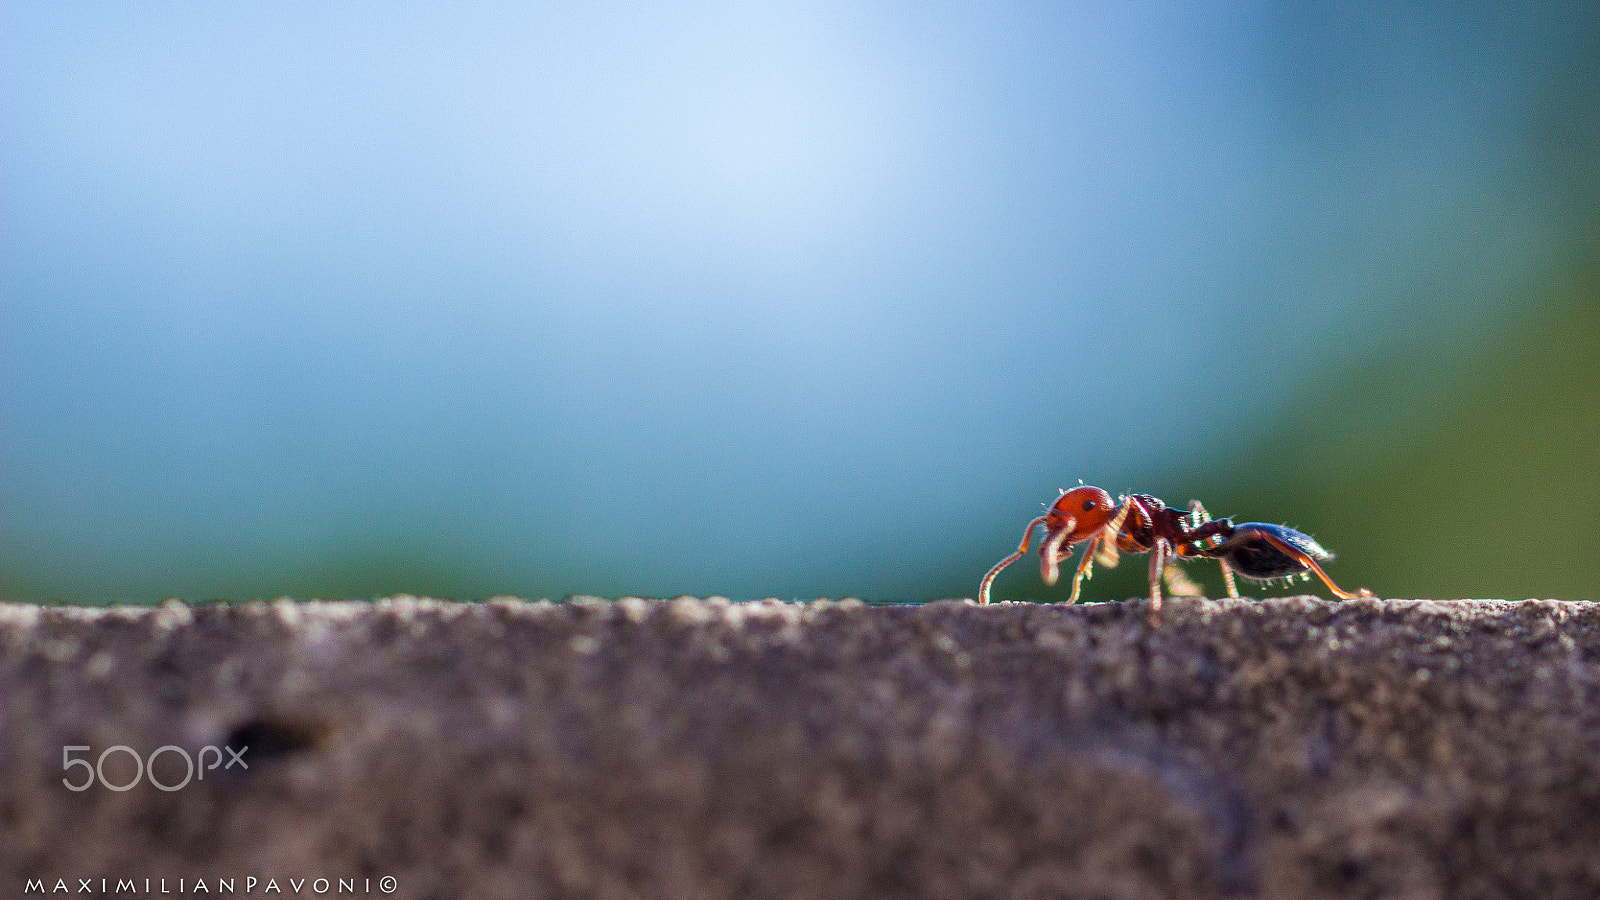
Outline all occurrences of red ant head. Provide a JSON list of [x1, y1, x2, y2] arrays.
[[1039, 486, 1116, 585], [1045, 486, 1116, 541]]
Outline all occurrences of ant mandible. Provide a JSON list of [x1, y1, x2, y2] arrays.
[[977, 485, 1371, 614]]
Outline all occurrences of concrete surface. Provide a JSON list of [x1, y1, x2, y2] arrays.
[[3, 595, 1599, 899]]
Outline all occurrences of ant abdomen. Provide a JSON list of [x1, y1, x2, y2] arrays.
[[1213, 523, 1334, 581]]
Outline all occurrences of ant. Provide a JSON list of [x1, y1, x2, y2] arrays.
[[978, 485, 1371, 614]]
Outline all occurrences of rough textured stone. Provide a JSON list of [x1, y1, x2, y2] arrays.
[[3, 595, 1599, 899]]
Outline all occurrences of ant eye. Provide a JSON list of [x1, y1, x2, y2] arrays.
[[1082, 500, 1096, 511]]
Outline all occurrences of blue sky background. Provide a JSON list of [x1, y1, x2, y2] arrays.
[[3, 2, 1594, 602]]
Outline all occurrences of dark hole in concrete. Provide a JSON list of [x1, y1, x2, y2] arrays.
[[224, 716, 325, 769], [1335, 857, 1365, 885]]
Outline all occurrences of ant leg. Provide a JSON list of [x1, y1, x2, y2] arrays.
[[1094, 536, 1121, 569], [1068, 497, 1130, 604], [1039, 517, 1077, 587], [1162, 561, 1204, 598], [1146, 540, 1167, 615], [978, 515, 1048, 604], [1217, 557, 1240, 598], [1067, 532, 1105, 604], [1254, 532, 1372, 600], [1187, 500, 1240, 598]]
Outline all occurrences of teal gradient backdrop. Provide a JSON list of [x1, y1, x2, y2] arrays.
[[3, 2, 1596, 603]]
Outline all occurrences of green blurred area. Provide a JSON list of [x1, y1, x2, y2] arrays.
[[966, 228, 1599, 604], [1211, 252, 1597, 601], [2, 540, 583, 606], [961, 33, 1600, 605]]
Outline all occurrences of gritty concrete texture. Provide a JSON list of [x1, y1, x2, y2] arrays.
[[3, 595, 1600, 899]]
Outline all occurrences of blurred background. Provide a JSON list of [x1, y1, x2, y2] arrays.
[[3, 1, 1596, 605]]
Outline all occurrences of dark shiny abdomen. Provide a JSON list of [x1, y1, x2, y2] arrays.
[[1212, 523, 1334, 580]]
